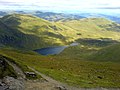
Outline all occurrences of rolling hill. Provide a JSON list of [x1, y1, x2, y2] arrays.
[[0, 14, 78, 49], [0, 13, 120, 88], [0, 14, 120, 50], [33, 11, 84, 21], [89, 44, 120, 62], [59, 18, 120, 40]]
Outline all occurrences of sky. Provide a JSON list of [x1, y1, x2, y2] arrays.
[[0, 0, 120, 13]]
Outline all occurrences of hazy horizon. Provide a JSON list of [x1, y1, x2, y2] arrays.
[[0, 0, 120, 14]]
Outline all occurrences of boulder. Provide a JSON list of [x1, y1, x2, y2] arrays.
[[25, 72, 36, 78], [2, 76, 25, 90]]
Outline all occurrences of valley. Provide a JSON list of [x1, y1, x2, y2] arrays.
[[0, 12, 120, 90]]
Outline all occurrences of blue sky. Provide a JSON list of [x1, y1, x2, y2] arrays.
[[0, 0, 120, 13]]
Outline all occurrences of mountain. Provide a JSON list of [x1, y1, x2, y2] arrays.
[[99, 14, 120, 24], [1, 11, 120, 23], [0, 11, 7, 16], [0, 14, 63, 49], [0, 18, 48, 49], [0, 14, 120, 50], [79, 13, 120, 23], [0, 11, 85, 22], [0, 14, 79, 49], [0, 11, 7, 17], [33, 11, 84, 21], [0, 13, 120, 88], [59, 18, 120, 40]]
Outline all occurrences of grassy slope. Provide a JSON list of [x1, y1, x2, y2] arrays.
[[59, 18, 120, 40], [56, 37, 119, 61], [0, 55, 17, 78], [0, 48, 120, 87], [0, 14, 77, 50], [0, 14, 120, 87], [0, 14, 78, 47], [0, 19, 57, 49], [1, 14, 120, 50], [89, 44, 120, 62]]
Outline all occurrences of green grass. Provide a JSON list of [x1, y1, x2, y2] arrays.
[[89, 44, 120, 62], [59, 18, 120, 40], [0, 48, 120, 87], [0, 14, 120, 87], [0, 55, 17, 79], [1, 14, 120, 50], [0, 14, 78, 49], [56, 38, 119, 60], [0, 48, 42, 79]]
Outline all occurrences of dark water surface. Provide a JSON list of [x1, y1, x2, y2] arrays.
[[34, 42, 79, 55], [34, 46, 68, 55]]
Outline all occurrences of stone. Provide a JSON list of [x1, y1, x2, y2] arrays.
[[55, 86, 67, 90], [25, 72, 36, 78], [2, 76, 25, 90]]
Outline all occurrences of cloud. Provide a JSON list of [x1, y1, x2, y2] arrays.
[[0, 0, 23, 6], [0, 0, 120, 11], [97, 7, 120, 9]]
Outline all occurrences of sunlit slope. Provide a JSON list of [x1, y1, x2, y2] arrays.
[[2, 14, 78, 41], [0, 19, 54, 49], [59, 18, 120, 40], [1, 14, 120, 50], [89, 44, 120, 62], [0, 14, 77, 49]]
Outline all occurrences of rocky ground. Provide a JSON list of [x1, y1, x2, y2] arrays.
[[0, 76, 25, 90]]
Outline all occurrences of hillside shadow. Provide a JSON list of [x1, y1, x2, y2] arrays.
[[76, 38, 119, 47], [0, 15, 50, 50]]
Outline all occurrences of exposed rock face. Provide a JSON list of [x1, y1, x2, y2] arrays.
[[0, 80, 8, 90], [2, 76, 25, 90], [0, 56, 25, 90], [0, 56, 7, 72]]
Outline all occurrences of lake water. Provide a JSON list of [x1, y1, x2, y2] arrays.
[[34, 42, 79, 55]]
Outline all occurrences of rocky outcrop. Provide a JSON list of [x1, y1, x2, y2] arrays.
[[0, 56, 8, 73], [0, 56, 25, 90], [4, 76, 24, 90], [0, 76, 25, 90]]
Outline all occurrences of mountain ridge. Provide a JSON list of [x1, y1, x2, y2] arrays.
[[0, 14, 120, 50]]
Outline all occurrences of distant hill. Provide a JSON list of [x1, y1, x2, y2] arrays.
[[99, 14, 120, 24], [1, 11, 120, 23], [0, 11, 84, 22], [0, 11, 7, 17], [33, 11, 84, 21], [79, 13, 120, 23], [59, 18, 120, 40]]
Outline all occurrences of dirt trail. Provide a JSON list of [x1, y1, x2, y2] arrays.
[[28, 67, 120, 90], [28, 67, 64, 85], [28, 67, 87, 90], [5, 60, 67, 90], [5, 59, 26, 79], [5, 60, 120, 90]]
